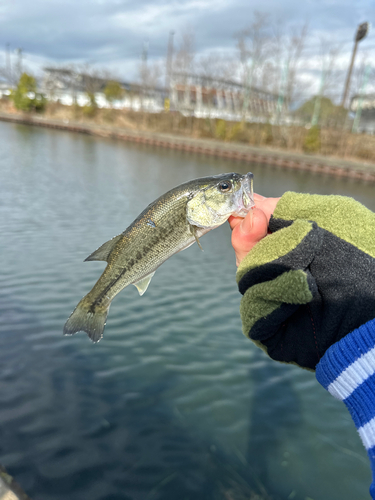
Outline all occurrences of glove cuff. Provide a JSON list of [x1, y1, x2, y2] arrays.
[[316, 318, 375, 498]]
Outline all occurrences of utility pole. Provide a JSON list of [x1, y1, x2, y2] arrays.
[[341, 22, 369, 108]]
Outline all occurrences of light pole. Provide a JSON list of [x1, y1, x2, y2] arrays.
[[341, 22, 369, 108]]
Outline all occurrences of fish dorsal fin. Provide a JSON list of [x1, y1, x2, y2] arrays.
[[133, 272, 155, 296], [84, 234, 122, 262]]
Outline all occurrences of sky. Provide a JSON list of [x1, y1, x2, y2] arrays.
[[1, 0, 375, 102]]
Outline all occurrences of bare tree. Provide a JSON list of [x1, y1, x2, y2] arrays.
[[234, 12, 274, 119], [0, 66, 7, 81], [42, 65, 81, 104], [138, 60, 161, 89], [235, 12, 272, 90], [138, 56, 161, 111], [318, 38, 342, 100], [173, 29, 195, 81], [79, 64, 106, 102], [283, 23, 308, 108], [350, 51, 371, 99], [264, 19, 286, 96], [195, 51, 237, 82]]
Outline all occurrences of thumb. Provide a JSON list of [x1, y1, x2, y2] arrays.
[[230, 208, 269, 266]]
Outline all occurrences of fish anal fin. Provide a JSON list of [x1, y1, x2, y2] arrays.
[[133, 272, 155, 296], [85, 234, 122, 262]]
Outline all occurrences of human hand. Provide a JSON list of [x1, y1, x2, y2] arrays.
[[234, 192, 375, 370], [228, 194, 280, 266]]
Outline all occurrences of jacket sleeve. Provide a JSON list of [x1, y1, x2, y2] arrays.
[[316, 318, 375, 499]]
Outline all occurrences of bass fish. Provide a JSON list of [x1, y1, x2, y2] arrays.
[[63, 172, 254, 342]]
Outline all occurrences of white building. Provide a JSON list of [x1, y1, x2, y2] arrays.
[[42, 68, 164, 112], [351, 94, 375, 133]]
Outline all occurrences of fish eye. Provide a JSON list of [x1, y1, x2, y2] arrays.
[[218, 181, 232, 193]]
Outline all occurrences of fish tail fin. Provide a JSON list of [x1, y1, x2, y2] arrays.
[[63, 296, 110, 343]]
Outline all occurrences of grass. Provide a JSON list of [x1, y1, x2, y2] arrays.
[[1, 98, 375, 165]]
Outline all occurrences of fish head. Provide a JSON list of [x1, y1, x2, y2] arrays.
[[186, 172, 254, 228]]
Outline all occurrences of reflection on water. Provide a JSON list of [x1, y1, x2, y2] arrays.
[[0, 121, 373, 500]]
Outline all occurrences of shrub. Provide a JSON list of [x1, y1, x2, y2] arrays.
[[82, 92, 97, 117], [303, 125, 321, 154], [104, 81, 124, 105], [82, 105, 97, 118], [227, 122, 248, 143], [12, 73, 46, 112], [215, 119, 227, 140], [295, 96, 347, 128], [263, 123, 273, 145]]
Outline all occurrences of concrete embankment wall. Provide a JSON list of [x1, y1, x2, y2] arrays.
[[1, 111, 375, 183]]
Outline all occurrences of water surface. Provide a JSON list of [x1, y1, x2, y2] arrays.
[[0, 121, 373, 500]]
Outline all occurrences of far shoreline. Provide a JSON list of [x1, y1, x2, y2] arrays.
[[1, 110, 375, 183]]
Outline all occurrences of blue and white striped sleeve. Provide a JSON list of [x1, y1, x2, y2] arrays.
[[316, 318, 375, 499]]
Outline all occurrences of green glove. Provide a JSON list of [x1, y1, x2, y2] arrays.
[[237, 192, 375, 370]]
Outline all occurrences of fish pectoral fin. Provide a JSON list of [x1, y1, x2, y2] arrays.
[[133, 272, 155, 296], [85, 234, 122, 262], [191, 226, 203, 251]]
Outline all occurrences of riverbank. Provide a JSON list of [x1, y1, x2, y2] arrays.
[[1, 109, 375, 182]]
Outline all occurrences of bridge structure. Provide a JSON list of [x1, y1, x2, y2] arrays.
[[169, 72, 281, 122]]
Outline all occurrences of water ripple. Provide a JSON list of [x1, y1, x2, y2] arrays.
[[0, 122, 372, 500]]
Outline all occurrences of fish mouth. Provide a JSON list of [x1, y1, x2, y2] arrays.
[[233, 172, 254, 217]]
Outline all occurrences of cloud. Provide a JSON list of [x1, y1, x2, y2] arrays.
[[0, 0, 374, 85]]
